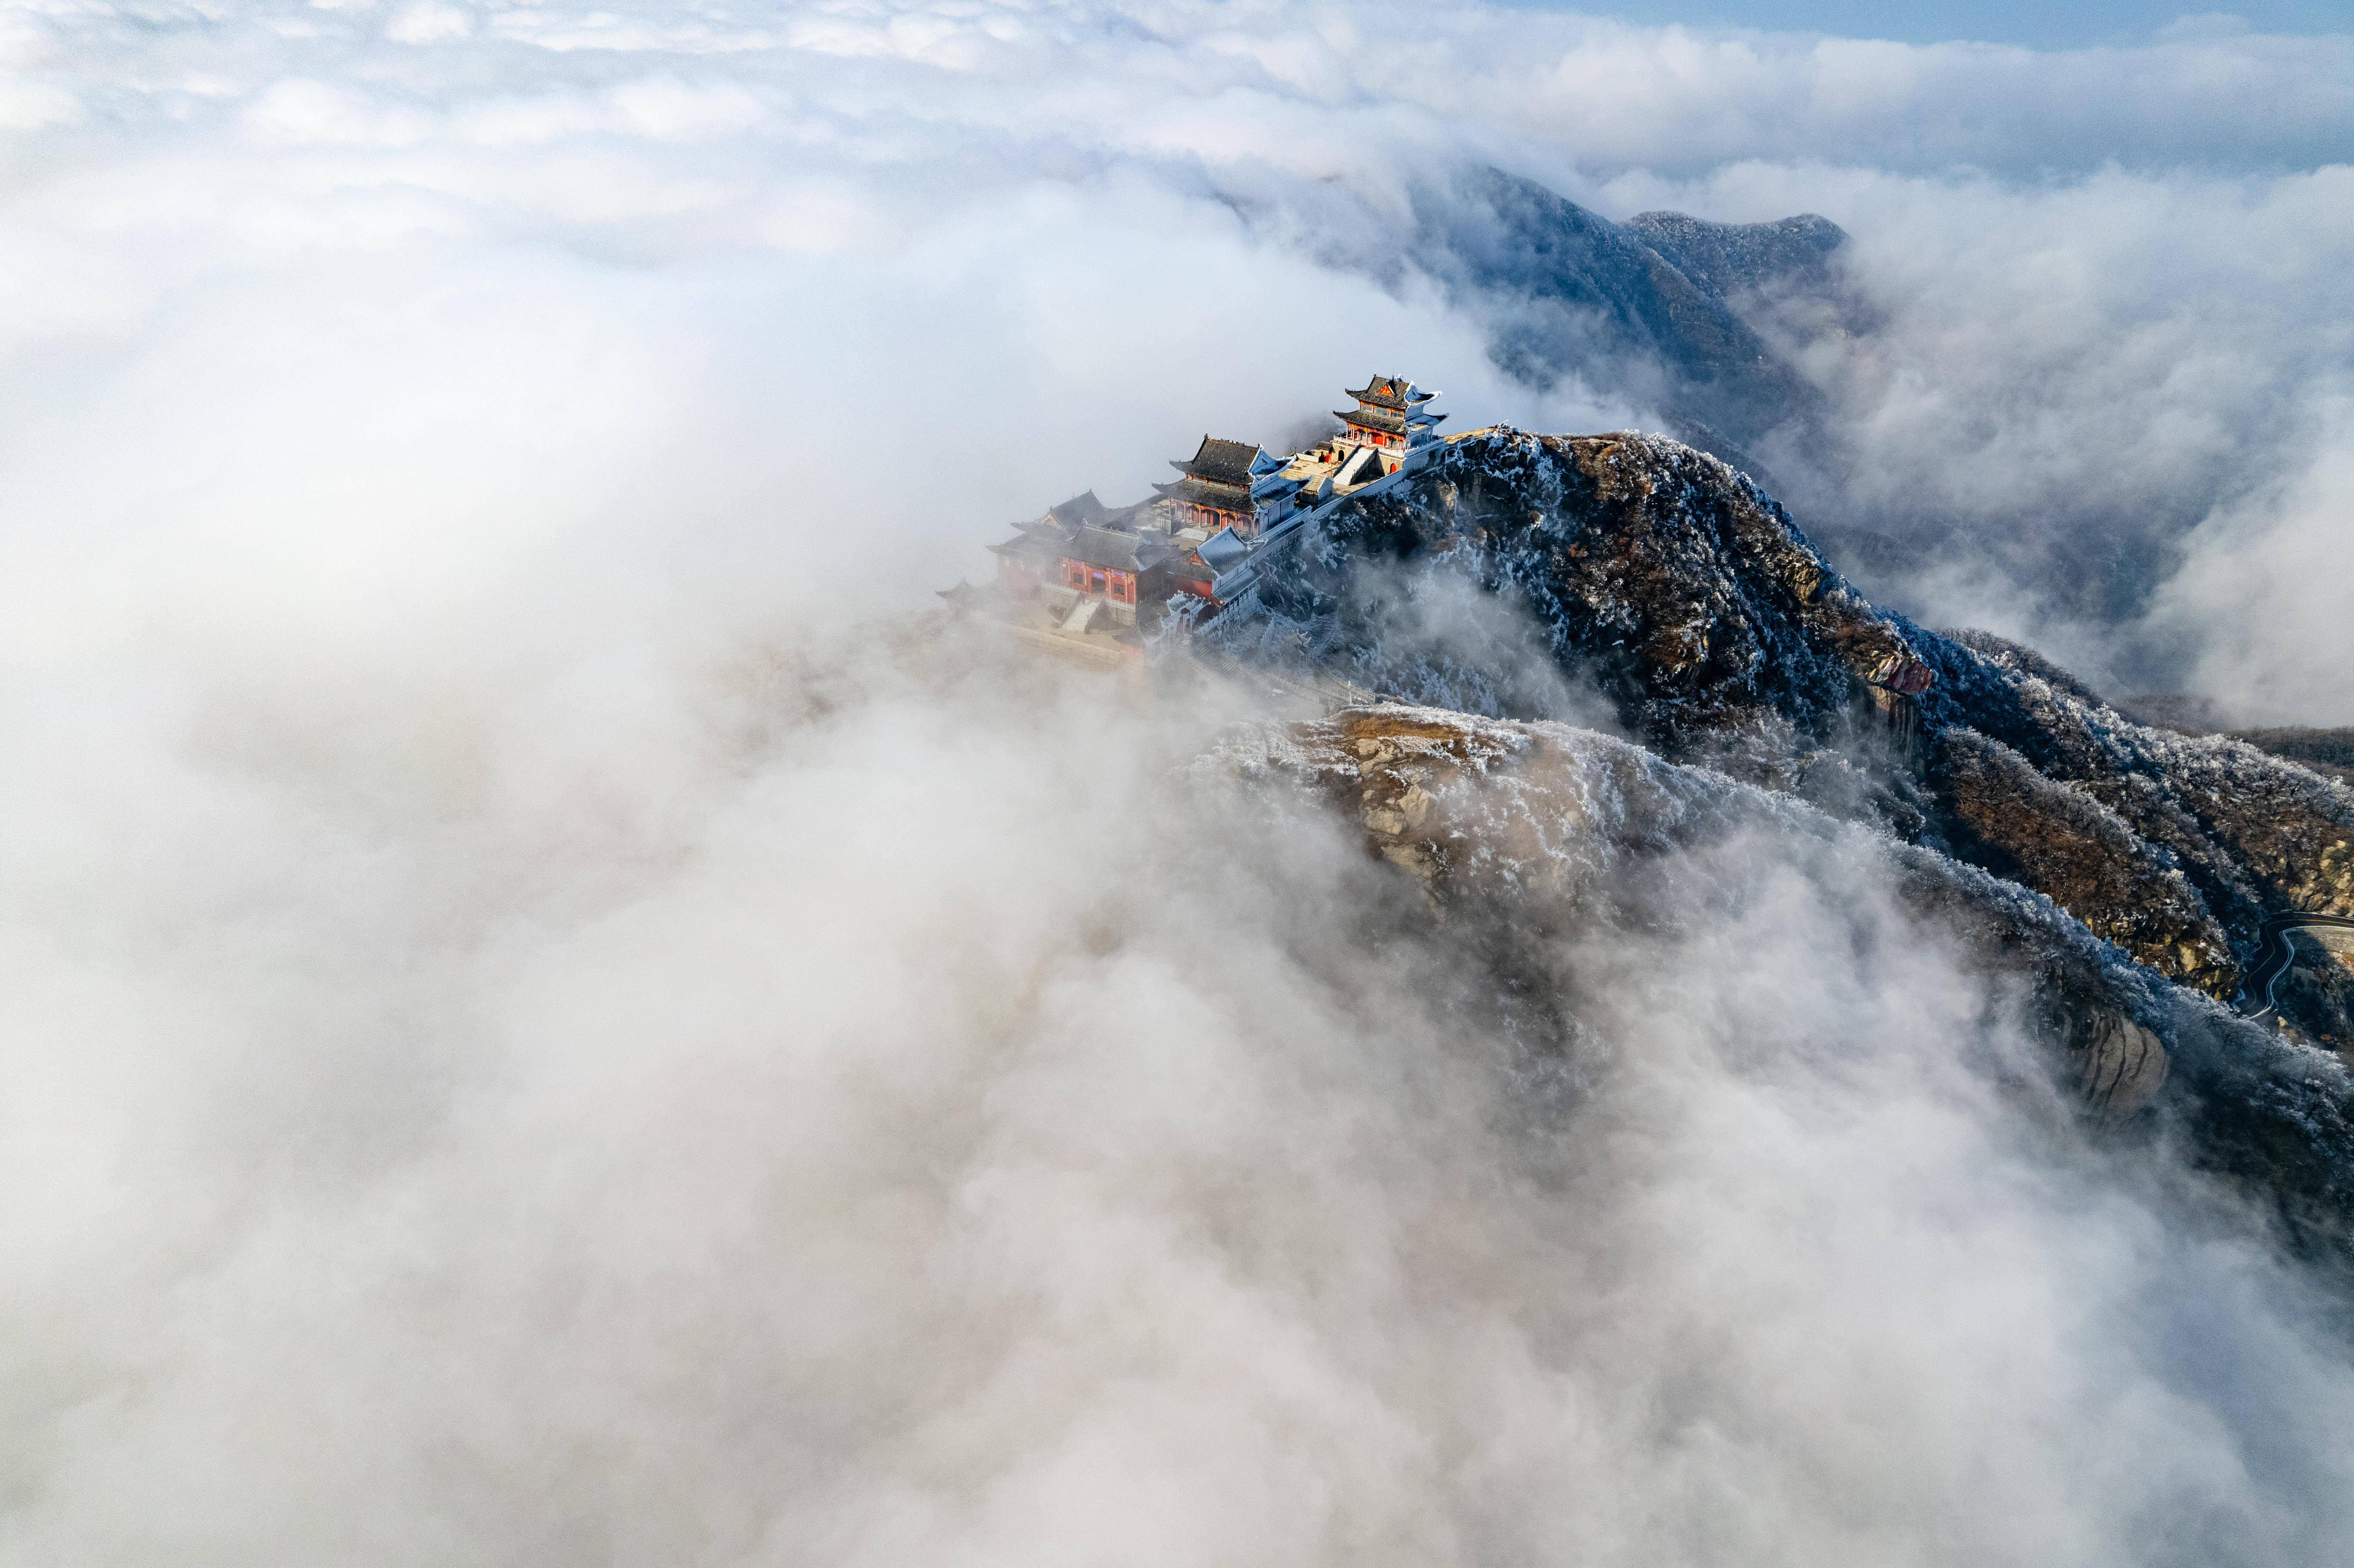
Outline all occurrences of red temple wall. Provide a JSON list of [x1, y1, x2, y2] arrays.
[[1058, 559, 1139, 604], [1184, 503, 1252, 535]]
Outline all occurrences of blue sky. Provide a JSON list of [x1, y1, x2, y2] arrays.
[[1526, 2, 2350, 47]]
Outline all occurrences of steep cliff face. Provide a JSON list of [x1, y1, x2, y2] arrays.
[[1199, 703, 2354, 1251], [1198, 430, 2354, 1046]]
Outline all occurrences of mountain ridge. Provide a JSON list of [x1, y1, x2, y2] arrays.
[[1193, 427, 2354, 1054], [1413, 170, 1846, 483]]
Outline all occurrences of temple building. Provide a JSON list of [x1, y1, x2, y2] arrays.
[[987, 490, 1110, 598], [1244, 375, 1449, 532], [1153, 436, 1264, 536], [1336, 375, 1444, 452], [1054, 523, 1172, 612], [944, 375, 1447, 654]]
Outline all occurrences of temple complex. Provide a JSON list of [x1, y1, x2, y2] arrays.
[[941, 375, 1447, 661]]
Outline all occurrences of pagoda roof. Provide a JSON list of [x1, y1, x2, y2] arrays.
[[1339, 405, 1408, 435], [1152, 476, 1254, 513], [1345, 375, 1435, 411], [1169, 436, 1262, 486]]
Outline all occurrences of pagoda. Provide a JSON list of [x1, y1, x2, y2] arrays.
[[1336, 375, 1444, 452], [1154, 435, 1264, 535]]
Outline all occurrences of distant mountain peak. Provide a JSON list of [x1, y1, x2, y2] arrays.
[[1412, 169, 1844, 485], [1622, 209, 1847, 299]]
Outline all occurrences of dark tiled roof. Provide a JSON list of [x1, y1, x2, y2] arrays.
[[1152, 477, 1253, 513], [1346, 376, 1410, 411], [1037, 490, 1108, 531], [1339, 405, 1407, 434], [1169, 436, 1262, 486], [1061, 526, 1170, 572], [989, 531, 1066, 562]]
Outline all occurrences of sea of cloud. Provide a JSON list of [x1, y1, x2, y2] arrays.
[[8, 0, 2349, 708], [4, 1, 2353, 1559], [12, 617, 2354, 1565]]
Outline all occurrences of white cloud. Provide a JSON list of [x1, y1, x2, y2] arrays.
[[1653, 159, 2354, 695], [3, 2, 2351, 1557], [14, 0, 2335, 710], [0, 78, 78, 129], [385, 0, 472, 46], [6, 627, 2352, 1562], [243, 77, 436, 145], [2146, 394, 2354, 725]]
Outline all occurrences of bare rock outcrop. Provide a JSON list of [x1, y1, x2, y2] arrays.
[[1200, 429, 2354, 1049], [1210, 701, 1800, 921], [2072, 1009, 2171, 1120], [1211, 702, 2163, 1083]]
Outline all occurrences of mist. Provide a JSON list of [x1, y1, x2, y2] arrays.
[[6, 0, 2354, 1559], [9, 0, 2350, 714], [11, 625, 2354, 1563]]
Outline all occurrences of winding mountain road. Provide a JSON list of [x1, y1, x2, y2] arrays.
[[2238, 913, 2354, 1020]]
